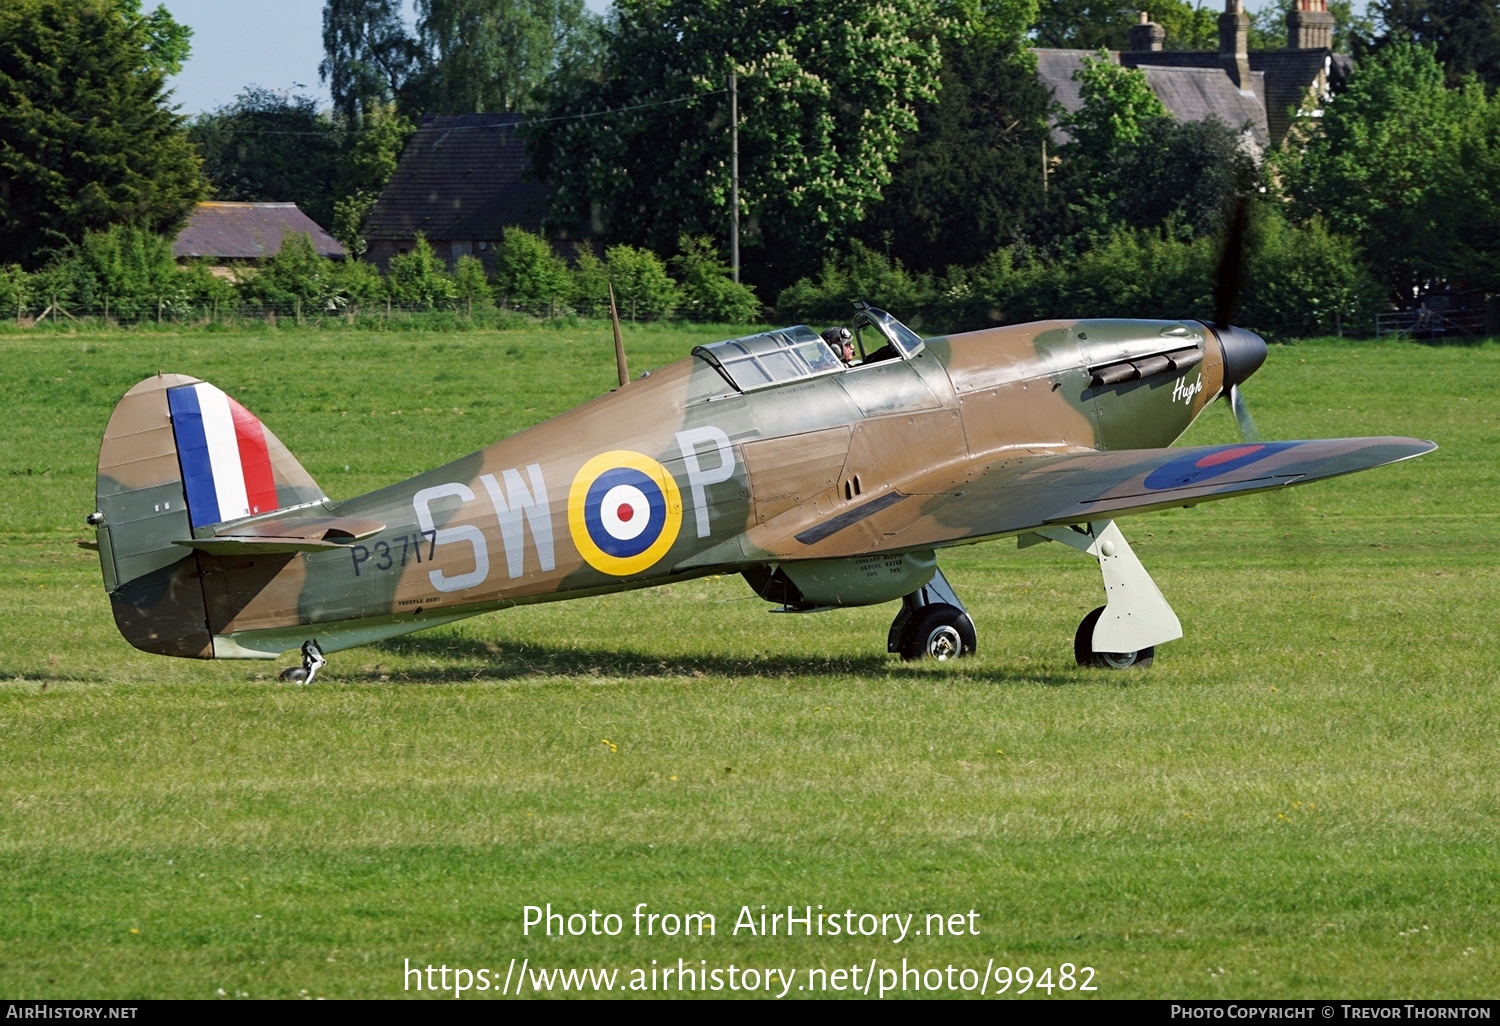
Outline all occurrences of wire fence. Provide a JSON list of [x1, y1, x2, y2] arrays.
[[1, 298, 736, 330], [1374, 308, 1489, 340]]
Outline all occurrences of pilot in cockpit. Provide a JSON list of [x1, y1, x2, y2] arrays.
[[821, 326, 856, 366]]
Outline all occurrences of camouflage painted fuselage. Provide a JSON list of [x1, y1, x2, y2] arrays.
[[95, 318, 1238, 659]]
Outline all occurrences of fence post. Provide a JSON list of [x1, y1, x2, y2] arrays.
[[157, 297, 162, 324], [104, 295, 109, 322]]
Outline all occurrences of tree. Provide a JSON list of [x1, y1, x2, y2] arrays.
[[322, 0, 602, 120], [1370, 0, 1500, 88], [1277, 42, 1489, 295], [859, 37, 1053, 273], [0, 264, 27, 312], [452, 253, 495, 311], [321, 0, 423, 122], [241, 231, 335, 312], [330, 253, 388, 305], [775, 241, 935, 324], [330, 102, 415, 255], [1032, 0, 1218, 51], [1249, 0, 1376, 52], [939, 0, 1041, 45], [1427, 96, 1500, 293], [492, 225, 571, 308], [135, 0, 192, 74], [387, 234, 456, 306], [1104, 116, 1257, 238], [603, 244, 679, 320], [672, 235, 760, 321], [1060, 53, 1170, 161], [62, 224, 184, 316], [189, 89, 345, 229], [0, 0, 207, 268], [1241, 210, 1382, 337], [413, 0, 600, 114], [525, 0, 944, 291]]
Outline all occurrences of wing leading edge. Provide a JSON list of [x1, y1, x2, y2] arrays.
[[761, 437, 1435, 559]]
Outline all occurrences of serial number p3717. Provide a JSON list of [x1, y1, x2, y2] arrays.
[[350, 531, 437, 576]]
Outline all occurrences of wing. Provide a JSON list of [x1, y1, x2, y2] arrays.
[[744, 437, 1435, 560]]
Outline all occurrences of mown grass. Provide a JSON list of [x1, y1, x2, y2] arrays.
[[0, 325, 1496, 999]]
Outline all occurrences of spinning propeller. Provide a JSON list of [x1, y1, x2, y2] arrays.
[[1207, 197, 1268, 444]]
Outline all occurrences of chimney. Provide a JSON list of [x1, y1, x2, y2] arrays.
[[1286, 0, 1335, 49], [1219, 0, 1252, 90], [1129, 11, 1166, 52]]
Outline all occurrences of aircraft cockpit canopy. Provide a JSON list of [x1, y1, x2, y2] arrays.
[[694, 306, 926, 394], [693, 326, 843, 393]]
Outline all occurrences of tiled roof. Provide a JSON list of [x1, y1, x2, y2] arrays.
[[1119, 48, 1339, 143], [173, 202, 345, 260], [362, 113, 549, 242], [1135, 65, 1269, 150], [1036, 49, 1268, 150]]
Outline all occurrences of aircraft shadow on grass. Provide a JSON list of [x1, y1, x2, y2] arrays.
[[365, 634, 1090, 687]]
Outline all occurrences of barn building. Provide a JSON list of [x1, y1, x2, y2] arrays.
[[360, 113, 562, 272], [172, 201, 345, 265]]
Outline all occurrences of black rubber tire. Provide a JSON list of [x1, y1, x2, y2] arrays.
[[1073, 606, 1155, 669], [899, 603, 977, 661], [278, 666, 308, 683]]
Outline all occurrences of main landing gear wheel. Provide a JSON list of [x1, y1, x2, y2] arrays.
[[900, 603, 977, 662], [1074, 606, 1154, 670]]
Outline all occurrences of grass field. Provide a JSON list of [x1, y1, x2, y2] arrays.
[[1, 322, 1497, 1000]]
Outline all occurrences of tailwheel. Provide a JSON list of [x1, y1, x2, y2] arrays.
[[1074, 606, 1154, 669], [279, 639, 327, 684], [899, 603, 977, 662]]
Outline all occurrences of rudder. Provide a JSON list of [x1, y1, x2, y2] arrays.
[[93, 374, 325, 658]]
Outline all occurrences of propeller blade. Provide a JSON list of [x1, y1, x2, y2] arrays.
[[1213, 197, 1250, 329], [609, 282, 629, 387], [1228, 383, 1260, 443]]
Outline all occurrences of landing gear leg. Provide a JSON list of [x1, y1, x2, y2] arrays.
[[889, 568, 977, 661], [1028, 520, 1182, 669], [278, 639, 327, 684]]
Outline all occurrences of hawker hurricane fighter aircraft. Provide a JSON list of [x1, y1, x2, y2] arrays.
[[89, 301, 1432, 680]]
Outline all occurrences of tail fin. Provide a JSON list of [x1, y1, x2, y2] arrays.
[[93, 374, 326, 658], [164, 380, 325, 528]]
